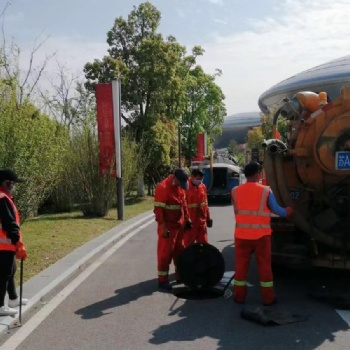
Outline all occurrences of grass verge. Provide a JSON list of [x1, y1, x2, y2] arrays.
[[18, 196, 154, 284]]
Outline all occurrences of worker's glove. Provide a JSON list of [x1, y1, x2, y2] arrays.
[[286, 207, 294, 218], [206, 219, 213, 228], [160, 224, 170, 238], [15, 243, 27, 261], [184, 220, 193, 231]]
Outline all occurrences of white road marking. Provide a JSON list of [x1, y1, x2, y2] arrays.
[[336, 310, 350, 326], [1, 219, 154, 350]]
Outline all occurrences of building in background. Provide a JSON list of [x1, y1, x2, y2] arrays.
[[214, 112, 261, 151], [258, 55, 350, 114]]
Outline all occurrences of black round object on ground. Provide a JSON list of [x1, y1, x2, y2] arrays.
[[176, 243, 225, 289]]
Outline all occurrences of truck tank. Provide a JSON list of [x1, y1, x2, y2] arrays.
[[263, 87, 350, 269]]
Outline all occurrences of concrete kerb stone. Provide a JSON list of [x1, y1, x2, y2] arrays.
[[0, 210, 154, 337]]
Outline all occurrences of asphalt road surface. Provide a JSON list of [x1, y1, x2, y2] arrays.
[[2, 204, 350, 350]]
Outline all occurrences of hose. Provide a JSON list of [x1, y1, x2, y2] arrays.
[[262, 144, 282, 205], [272, 107, 284, 138]]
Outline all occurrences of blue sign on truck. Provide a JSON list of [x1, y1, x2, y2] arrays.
[[335, 151, 350, 170]]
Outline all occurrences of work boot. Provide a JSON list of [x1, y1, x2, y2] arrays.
[[8, 298, 29, 308], [158, 282, 173, 291], [0, 305, 18, 316]]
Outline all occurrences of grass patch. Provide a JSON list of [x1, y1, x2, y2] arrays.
[[18, 196, 154, 284]]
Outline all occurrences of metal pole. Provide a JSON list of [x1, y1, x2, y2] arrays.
[[178, 122, 181, 168], [19, 259, 24, 325], [112, 79, 124, 220]]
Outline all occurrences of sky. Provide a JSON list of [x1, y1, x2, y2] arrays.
[[2, 0, 350, 116]]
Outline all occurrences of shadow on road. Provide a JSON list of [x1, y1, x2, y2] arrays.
[[148, 242, 349, 350], [75, 278, 159, 319], [75, 240, 349, 349]]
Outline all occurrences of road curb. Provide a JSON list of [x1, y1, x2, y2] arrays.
[[0, 211, 154, 337]]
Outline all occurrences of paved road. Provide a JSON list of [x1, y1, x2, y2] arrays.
[[1, 204, 350, 350]]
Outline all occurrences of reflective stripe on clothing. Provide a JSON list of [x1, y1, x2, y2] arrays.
[[0, 237, 12, 244], [188, 204, 199, 208], [154, 202, 166, 208], [234, 210, 270, 217], [232, 183, 272, 240], [154, 202, 181, 210], [233, 186, 270, 216], [234, 279, 247, 286], [158, 271, 168, 276], [236, 223, 270, 229], [260, 281, 273, 287], [165, 205, 181, 210]]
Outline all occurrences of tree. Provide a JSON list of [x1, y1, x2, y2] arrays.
[[84, 2, 226, 189], [0, 78, 70, 221], [84, 3, 188, 134], [227, 140, 245, 167], [181, 66, 226, 162], [0, 33, 55, 105], [40, 60, 96, 129], [247, 126, 264, 160]]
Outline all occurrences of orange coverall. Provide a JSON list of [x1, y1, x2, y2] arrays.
[[154, 175, 189, 283], [231, 183, 275, 305], [183, 179, 210, 247]]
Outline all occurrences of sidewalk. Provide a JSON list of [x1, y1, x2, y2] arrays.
[[0, 211, 154, 337]]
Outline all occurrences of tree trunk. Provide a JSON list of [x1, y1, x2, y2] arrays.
[[137, 175, 145, 197]]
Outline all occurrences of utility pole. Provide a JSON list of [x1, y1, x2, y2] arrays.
[[178, 121, 182, 168], [112, 79, 124, 220]]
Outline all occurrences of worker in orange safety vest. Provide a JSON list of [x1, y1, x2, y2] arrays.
[[231, 162, 293, 305], [153, 168, 192, 291], [183, 167, 212, 247], [0, 169, 28, 317]]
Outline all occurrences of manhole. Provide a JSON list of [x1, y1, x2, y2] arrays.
[[172, 286, 224, 300]]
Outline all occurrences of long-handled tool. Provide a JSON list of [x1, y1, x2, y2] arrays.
[[222, 273, 235, 294], [19, 258, 24, 325]]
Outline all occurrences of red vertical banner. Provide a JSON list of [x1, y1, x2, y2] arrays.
[[197, 133, 205, 161], [96, 83, 117, 177]]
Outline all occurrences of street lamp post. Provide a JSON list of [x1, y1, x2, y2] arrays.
[[178, 121, 182, 168]]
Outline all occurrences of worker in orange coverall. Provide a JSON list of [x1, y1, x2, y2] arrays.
[[153, 168, 192, 291], [231, 162, 294, 305], [183, 167, 213, 247]]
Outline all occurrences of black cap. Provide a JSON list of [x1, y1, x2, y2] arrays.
[[243, 162, 261, 177], [0, 169, 25, 183], [174, 168, 189, 190], [191, 167, 204, 177]]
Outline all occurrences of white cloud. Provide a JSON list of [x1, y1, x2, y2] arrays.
[[198, 0, 350, 114], [12, 0, 350, 117]]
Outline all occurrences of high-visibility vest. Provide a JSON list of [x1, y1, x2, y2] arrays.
[[0, 190, 21, 252], [231, 182, 271, 240]]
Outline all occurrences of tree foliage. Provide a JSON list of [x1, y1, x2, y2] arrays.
[[84, 2, 226, 179], [181, 67, 226, 162], [0, 79, 70, 221], [227, 140, 245, 167]]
